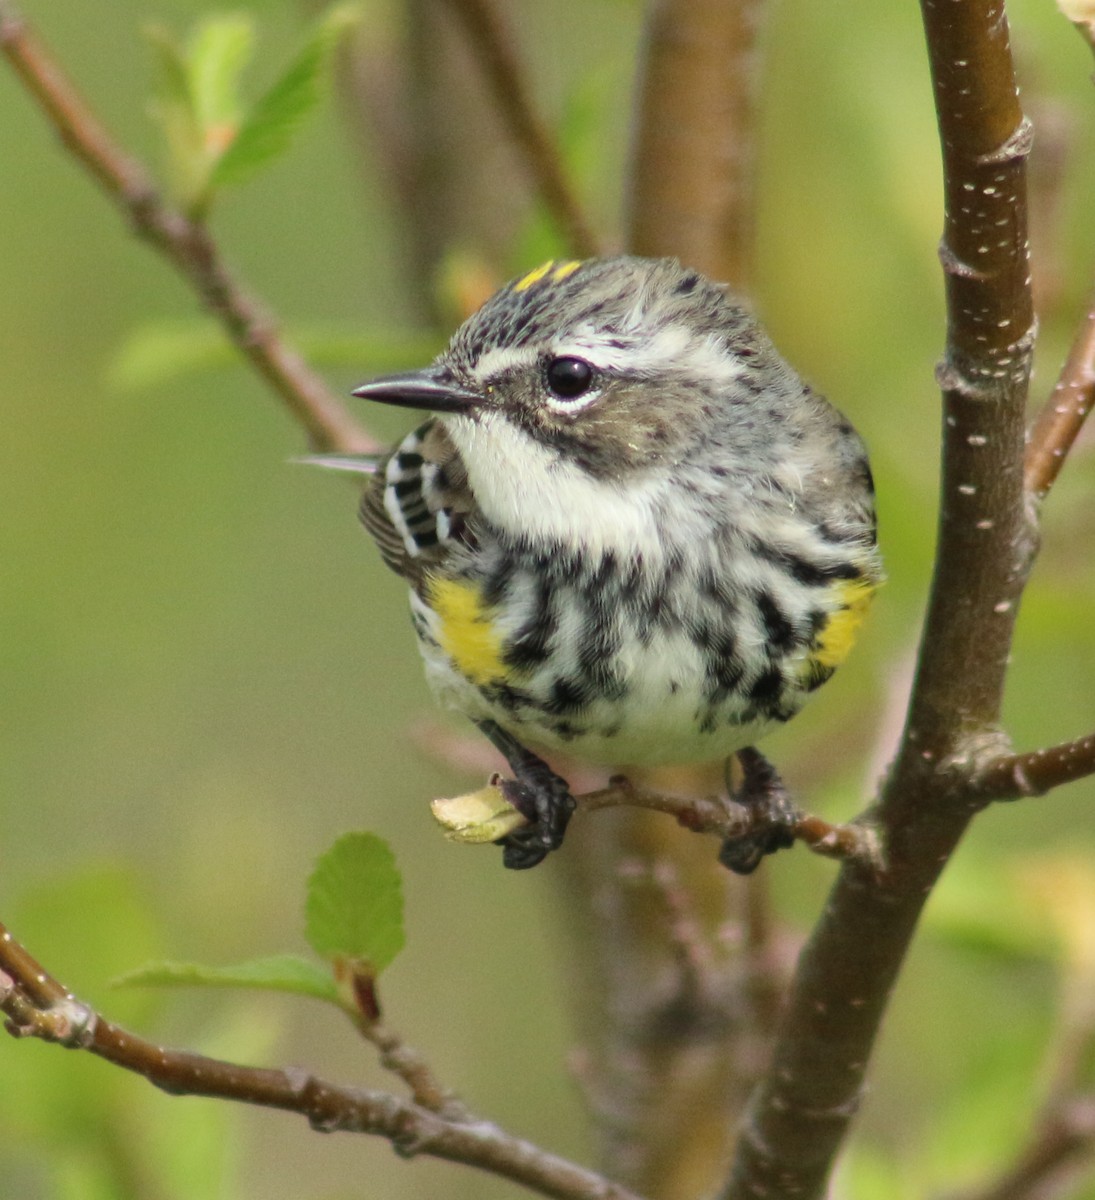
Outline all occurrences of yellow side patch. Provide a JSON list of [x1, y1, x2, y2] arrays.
[[811, 577, 878, 671], [426, 576, 505, 687], [552, 259, 582, 282], [513, 261, 555, 292]]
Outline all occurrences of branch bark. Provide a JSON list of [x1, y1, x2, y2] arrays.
[[722, 2, 1036, 1196], [0, 1, 377, 455], [0, 919, 645, 1200], [973, 731, 1095, 800]]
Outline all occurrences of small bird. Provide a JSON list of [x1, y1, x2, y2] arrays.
[[325, 257, 881, 870]]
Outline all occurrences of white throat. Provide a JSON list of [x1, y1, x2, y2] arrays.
[[443, 412, 670, 563]]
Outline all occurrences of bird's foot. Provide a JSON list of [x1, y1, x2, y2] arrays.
[[496, 770, 576, 870], [475, 721, 576, 870], [718, 746, 799, 875]]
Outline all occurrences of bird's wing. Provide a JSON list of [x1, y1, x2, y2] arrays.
[[358, 419, 475, 589]]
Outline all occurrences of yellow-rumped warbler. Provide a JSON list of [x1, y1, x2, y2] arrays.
[[321, 257, 881, 870]]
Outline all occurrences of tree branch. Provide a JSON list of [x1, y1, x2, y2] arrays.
[[625, 0, 768, 291], [432, 772, 880, 870], [1025, 287, 1095, 499], [439, 0, 601, 259], [722, 3, 1036, 1196], [0, 1, 377, 455], [0, 919, 645, 1200], [972, 731, 1095, 800]]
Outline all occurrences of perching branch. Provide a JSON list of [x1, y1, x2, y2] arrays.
[[0, 920, 645, 1200], [722, 2, 1036, 1196], [0, 1, 377, 456], [439, 0, 601, 259]]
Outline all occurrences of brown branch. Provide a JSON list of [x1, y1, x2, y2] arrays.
[[722, 3, 1036, 1197], [0, 1, 377, 455], [439, 0, 600, 259], [433, 773, 880, 870], [0, 920, 645, 1200], [625, 0, 768, 291], [1025, 287, 1095, 499], [972, 731, 1095, 800]]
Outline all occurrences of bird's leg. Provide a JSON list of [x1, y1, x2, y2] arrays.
[[474, 720, 576, 870], [718, 746, 798, 874]]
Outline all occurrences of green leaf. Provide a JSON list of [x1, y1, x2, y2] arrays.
[[305, 832, 404, 973], [146, 24, 206, 207], [114, 953, 339, 1004], [210, 4, 359, 191], [187, 13, 254, 133]]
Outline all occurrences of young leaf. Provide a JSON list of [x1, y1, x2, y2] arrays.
[[114, 954, 339, 1004], [187, 13, 254, 134], [146, 24, 206, 208], [305, 832, 404, 973], [210, 4, 359, 192], [146, 15, 256, 216]]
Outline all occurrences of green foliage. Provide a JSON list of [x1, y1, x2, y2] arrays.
[[116, 833, 405, 1014], [147, 6, 358, 216], [210, 5, 359, 193], [305, 831, 405, 973], [114, 952, 339, 1003]]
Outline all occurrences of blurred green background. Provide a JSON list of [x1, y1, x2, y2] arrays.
[[2, 1, 1095, 1197]]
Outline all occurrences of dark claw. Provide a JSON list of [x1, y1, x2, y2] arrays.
[[475, 721, 576, 870], [718, 746, 799, 875]]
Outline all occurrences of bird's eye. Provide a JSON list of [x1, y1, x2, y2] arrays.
[[544, 356, 595, 401]]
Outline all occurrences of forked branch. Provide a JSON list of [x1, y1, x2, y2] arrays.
[[0, 920, 645, 1200]]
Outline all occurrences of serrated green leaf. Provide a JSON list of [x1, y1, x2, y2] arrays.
[[210, 4, 359, 192], [187, 13, 254, 132], [113, 953, 339, 1004], [305, 832, 404, 973]]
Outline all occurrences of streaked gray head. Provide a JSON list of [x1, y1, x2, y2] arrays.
[[355, 256, 807, 479]]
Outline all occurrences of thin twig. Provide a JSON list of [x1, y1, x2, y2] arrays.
[[0, 1, 377, 455], [1025, 288, 1095, 499], [439, 0, 600, 259], [361, 1017, 470, 1119], [574, 778, 878, 869], [0, 919, 645, 1200], [973, 731, 1095, 800]]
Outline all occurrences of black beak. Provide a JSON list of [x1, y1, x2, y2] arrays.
[[351, 369, 481, 414]]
